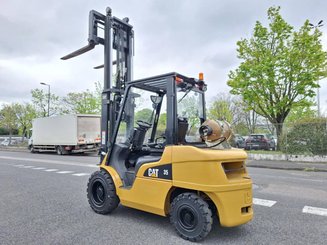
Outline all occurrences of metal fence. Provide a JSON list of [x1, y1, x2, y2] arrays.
[[0, 135, 28, 146], [234, 120, 327, 159]]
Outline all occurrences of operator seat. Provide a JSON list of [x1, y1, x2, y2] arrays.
[[135, 155, 161, 173], [177, 117, 189, 144], [130, 126, 148, 151]]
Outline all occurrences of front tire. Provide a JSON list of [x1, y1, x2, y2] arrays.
[[170, 193, 213, 242], [29, 145, 35, 153], [87, 170, 120, 214]]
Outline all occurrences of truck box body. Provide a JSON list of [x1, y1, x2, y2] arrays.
[[30, 114, 100, 154]]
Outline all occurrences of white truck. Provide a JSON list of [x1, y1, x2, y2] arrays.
[[28, 114, 101, 155]]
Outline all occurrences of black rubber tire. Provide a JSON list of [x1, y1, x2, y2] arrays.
[[87, 170, 120, 214], [170, 193, 213, 242], [56, 146, 69, 155], [29, 145, 35, 153], [207, 200, 218, 218], [56, 146, 63, 155]]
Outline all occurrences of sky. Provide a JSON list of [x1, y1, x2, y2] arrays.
[[0, 0, 327, 115]]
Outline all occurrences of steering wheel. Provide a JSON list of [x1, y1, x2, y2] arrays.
[[136, 120, 152, 128]]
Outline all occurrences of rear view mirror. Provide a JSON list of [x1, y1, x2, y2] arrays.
[[150, 95, 162, 105]]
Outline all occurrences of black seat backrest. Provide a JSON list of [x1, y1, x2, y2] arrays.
[[177, 117, 188, 144], [135, 155, 161, 173], [130, 127, 148, 151]]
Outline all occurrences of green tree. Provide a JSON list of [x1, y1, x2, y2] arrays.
[[94, 81, 103, 106], [62, 82, 103, 114], [31, 89, 61, 117], [282, 117, 327, 155], [0, 104, 18, 143], [208, 94, 247, 125], [209, 98, 233, 123], [62, 90, 101, 114], [286, 103, 317, 124], [135, 108, 153, 123], [178, 96, 200, 130], [227, 6, 327, 148], [244, 108, 260, 134], [209, 94, 260, 135], [156, 112, 167, 136], [13, 103, 37, 141]]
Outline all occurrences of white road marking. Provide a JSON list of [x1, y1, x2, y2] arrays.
[[56, 171, 74, 174], [72, 173, 90, 177], [302, 206, 327, 217], [290, 173, 308, 177], [0, 156, 98, 168], [253, 198, 277, 207], [6, 162, 327, 218]]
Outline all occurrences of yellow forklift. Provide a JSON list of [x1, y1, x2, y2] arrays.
[[62, 7, 253, 242]]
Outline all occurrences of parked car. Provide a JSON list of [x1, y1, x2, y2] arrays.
[[245, 134, 276, 151], [230, 134, 245, 148]]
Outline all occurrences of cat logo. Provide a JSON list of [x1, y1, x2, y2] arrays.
[[148, 168, 159, 178], [144, 164, 172, 180]]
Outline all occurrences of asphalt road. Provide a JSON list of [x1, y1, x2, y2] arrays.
[[0, 151, 326, 244]]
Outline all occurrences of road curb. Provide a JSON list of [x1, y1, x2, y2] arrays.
[[247, 164, 327, 172], [248, 153, 327, 163]]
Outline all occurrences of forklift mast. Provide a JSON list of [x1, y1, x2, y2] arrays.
[[61, 7, 134, 160]]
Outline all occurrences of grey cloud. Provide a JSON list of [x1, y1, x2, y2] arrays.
[[0, 67, 33, 102], [0, 0, 93, 59], [203, 45, 239, 69]]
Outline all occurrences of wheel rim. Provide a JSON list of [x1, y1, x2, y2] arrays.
[[92, 181, 105, 206], [177, 205, 198, 231]]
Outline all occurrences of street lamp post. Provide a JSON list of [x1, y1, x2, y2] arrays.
[[309, 20, 324, 117], [40, 82, 50, 117]]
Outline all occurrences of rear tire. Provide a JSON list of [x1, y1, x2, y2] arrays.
[[87, 170, 120, 214], [56, 146, 63, 155], [56, 146, 67, 155], [170, 192, 213, 242]]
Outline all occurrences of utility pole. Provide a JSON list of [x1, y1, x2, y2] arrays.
[[40, 82, 50, 117]]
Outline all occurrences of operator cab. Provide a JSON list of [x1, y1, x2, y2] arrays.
[[107, 73, 207, 186]]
